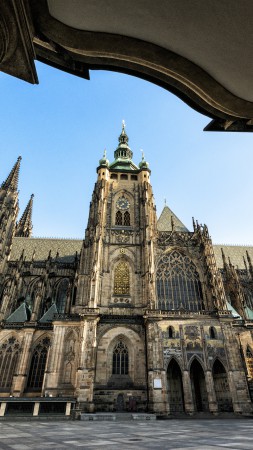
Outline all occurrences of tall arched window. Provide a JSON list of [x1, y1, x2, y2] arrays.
[[156, 251, 203, 311], [55, 279, 69, 313], [209, 327, 217, 339], [114, 261, 130, 295], [124, 211, 130, 226], [27, 337, 50, 389], [0, 337, 20, 389], [112, 341, 129, 375], [168, 326, 175, 338], [115, 211, 123, 225]]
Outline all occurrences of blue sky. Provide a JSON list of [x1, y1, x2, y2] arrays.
[[0, 61, 253, 245]]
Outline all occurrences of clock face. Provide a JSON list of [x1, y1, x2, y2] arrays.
[[116, 197, 130, 210]]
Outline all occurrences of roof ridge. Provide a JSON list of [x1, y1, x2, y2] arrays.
[[13, 236, 83, 240], [214, 243, 253, 247]]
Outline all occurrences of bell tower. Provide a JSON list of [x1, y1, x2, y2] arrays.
[[76, 122, 157, 311], [75, 123, 157, 412]]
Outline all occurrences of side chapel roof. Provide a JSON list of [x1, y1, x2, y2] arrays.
[[157, 205, 189, 232]]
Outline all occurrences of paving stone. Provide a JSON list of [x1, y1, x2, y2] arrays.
[[0, 420, 252, 449]]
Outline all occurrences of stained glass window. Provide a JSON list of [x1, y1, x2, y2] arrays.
[[156, 251, 203, 311], [114, 261, 130, 295], [112, 341, 129, 375], [0, 337, 20, 389], [27, 338, 50, 389]]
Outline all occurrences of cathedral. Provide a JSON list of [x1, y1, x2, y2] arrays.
[[0, 124, 253, 418]]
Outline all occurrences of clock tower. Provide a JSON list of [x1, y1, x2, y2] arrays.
[[75, 123, 161, 413]]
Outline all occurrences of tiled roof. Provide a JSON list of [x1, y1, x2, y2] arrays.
[[157, 206, 189, 232], [10, 237, 253, 271], [213, 245, 253, 269], [10, 237, 83, 263]]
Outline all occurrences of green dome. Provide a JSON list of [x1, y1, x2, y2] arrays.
[[139, 151, 149, 169], [99, 150, 109, 167]]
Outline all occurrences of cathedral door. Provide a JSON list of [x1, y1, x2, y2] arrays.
[[213, 360, 233, 412], [116, 393, 125, 411], [167, 359, 184, 413], [190, 359, 209, 412]]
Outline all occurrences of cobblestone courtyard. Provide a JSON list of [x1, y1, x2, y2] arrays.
[[0, 419, 252, 450]]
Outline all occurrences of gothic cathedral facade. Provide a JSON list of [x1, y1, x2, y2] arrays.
[[0, 125, 253, 416]]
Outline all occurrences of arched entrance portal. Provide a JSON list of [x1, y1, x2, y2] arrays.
[[167, 359, 184, 413], [213, 360, 233, 412], [190, 359, 208, 412]]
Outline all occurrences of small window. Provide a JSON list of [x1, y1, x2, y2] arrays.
[[168, 326, 175, 338], [210, 327, 217, 339], [111, 173, 118, 179], [116, 210, 123, 225], [120, 174, 128, 180], [131, 175, 138, 180]]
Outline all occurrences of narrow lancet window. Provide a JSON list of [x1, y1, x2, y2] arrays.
[[124, 211, 130, 226], [0, 337, 20, 389], [115, 210, 123, 225], [27, 338, 50, 389], [112, 341, 129, 375]]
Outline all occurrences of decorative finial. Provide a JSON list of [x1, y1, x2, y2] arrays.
[[103, 149, 106, 158], [122, 119, 126, 131], [164, 198, 167, 206], [140, 149, 145, 161]]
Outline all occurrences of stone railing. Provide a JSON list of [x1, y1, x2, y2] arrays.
[[144, 309, 233, 318]]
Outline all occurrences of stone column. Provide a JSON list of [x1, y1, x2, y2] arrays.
[[76, 316, 99, 413], [145, 320, 168, 415], [44, 324, 66, 395], [205, 370, 218, 414], [0, 402, 7, 417], [182, 370, 194, 414], [65, 402, 71, 416], [33, 402, 40, 416], [12, 329, 34, 396]]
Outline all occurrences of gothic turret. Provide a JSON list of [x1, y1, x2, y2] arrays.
[[15, 194, 34, 237], [0, 157, 21, 272], [0, 156, 21, 194]]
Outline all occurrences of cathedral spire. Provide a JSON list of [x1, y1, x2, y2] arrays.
[[109, 122, 138, 171], [1, 156, 21, 192], [15, 194, 34, 237], [114, 122, 133, 161]]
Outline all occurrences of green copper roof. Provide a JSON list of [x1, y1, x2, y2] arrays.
[[39, 303, 58, 323], [109, 122, 138, 171], [6, 302, 30, 323], [244, 306, 253, 320], [226, 301, 241, 318]]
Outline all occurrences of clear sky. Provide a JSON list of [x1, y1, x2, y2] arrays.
[[1, 62, 253, 245]]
